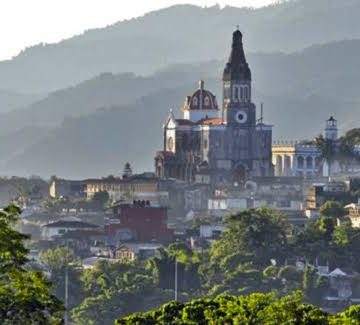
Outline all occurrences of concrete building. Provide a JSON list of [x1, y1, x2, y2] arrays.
[[272, 117, 339, 177], [42, 216, 99, 239], [105, 201, 174, 242], [272, 141, 321, 177]]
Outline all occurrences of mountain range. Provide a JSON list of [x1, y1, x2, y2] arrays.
[[1, 0, 360, 94], [1, 0, 360, 178]]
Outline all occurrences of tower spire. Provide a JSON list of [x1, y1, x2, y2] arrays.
[[223, 29, 251, 81]]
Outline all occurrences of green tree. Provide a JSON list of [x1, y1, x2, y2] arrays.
[[0, 204, 63, 324], [72, 260, 171, 325], [316, 133, 337, 177], [330, 305, 360, 324], [116, 292, 330, 324], [302, 264, 329, 305], [40, 247, 83, 309], [211, 208, 289, 267], [319, 200, 346, 219], [92, 190, 110, 208]]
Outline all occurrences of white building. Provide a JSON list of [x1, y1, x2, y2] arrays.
[[42, 216, 99, 239], [272, 116, 339, 177], [199, 225, 226, 238]]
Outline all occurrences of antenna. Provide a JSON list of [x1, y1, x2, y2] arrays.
[[174, 256, 178, 301], [256, 102, 264, 124]]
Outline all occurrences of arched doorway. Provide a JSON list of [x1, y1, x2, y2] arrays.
[[232, 164, 247, 184]]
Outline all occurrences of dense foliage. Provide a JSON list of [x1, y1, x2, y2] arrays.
[[116, 291, 360, 324], [0, 204, 63, 324]]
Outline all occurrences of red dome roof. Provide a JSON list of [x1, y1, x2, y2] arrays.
[[183, 80, 218, 111]]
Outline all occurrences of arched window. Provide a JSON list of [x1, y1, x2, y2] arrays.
[[167, 137, 174, 151], [297, 156, 304, 169], [306, 156, 313, 169], [192, 97, 198, 106], [244, 86, 249, 101], [233, 86, 239, 101], [204, 96, 210, 106], [240, 87, 244, 101]]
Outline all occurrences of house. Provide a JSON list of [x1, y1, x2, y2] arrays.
[[82, 256, 118, 269], [105, 201, 174, 242], [306, 181, 352, 210], [84, 173, 162, 202], [327, 268, 354, 300], [49, 178, 85, 198], [199, 225, 225, 239], [42, 216, 99, 239], [345, 200, 360, 228], [115, 243, 161, 261], [115, 245, 136, 261]]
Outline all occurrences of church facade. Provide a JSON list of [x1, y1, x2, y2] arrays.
[[155, 30, 273, 185]]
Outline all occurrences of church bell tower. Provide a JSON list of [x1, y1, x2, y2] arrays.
[[222, 29, 256, 127]]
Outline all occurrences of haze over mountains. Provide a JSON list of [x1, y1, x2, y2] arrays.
[[2, 0, 360, 178], [1, 0, 360, 94]]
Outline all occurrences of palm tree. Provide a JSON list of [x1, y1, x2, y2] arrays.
[[315, 134, 337, 178], [316, 131, 360, 177]]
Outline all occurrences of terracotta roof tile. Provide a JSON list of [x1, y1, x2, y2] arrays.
[[197, 118, 224, 125]]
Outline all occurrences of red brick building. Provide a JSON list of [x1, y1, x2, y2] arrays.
[[105, 201, 173, 241]]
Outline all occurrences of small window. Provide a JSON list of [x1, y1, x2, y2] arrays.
[[244, 86, 249, 100], [204, 96, 210, 106], [192, 97, 198, 106], [233, 86, 239, 101], [167, 137, 174, 151]]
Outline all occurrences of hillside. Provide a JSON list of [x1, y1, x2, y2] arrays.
[[1, 0, 360, 93], [0, 62, 218, 134], [0, 89, 39, 113], [2, 38, 360, 134]]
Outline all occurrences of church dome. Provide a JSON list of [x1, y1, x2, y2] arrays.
[[184, 80, 218, 111]]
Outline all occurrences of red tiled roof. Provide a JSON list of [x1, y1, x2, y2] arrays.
[[184, 88, 218, 111], [197, 118, 224, 126]]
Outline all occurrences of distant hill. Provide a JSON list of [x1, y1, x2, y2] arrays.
[[0, 62, 218, 134], [0, 89, 39, 113], [2, 39, 360, 178], [1, 0, 360, 93]]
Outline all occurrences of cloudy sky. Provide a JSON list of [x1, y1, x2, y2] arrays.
[[0, 0, 277, 60]]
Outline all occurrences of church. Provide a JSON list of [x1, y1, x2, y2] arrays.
[[155, 29, 273, 185]]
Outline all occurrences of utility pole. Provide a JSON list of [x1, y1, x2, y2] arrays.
[[64, 240, 69, 325], [174, 256, 178, 301]]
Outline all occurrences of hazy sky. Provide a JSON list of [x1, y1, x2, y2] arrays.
[[0, 0, 276, 61]]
